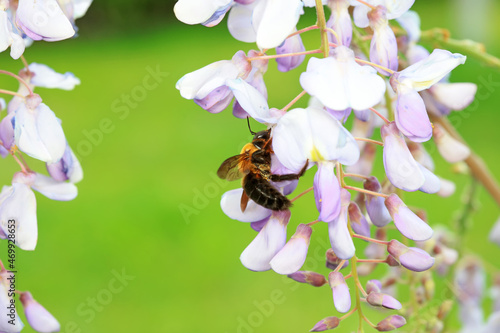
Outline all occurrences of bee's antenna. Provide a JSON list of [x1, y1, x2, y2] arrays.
[[246, 117, 256, 135]]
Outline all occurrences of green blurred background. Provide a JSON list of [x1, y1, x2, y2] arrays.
[[0, 0, 499, 332]]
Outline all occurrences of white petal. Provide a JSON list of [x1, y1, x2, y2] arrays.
[[73, 0, 93, 19], [396, 49, 466, 92], [328, 189, 355, 260], [433, 124, 470, 163], [31, 173, 77, 201], [417, 163, 440, 194], [226, 79, 278, 123], [383, 0, 415, 19], [221, 189, 272, 222], [300, 46, 386, 110], [396, 10, 420, 42], [227, 2, 256, 43], [14, 103, 67, 163], [0, 11, 11, 52], [0, 184, 37, 251], [174, 0, 232, 25], [176, 59, 242, 100], [9, 32, 25, 59], [17, 0, 75, 41], [254, 0, 303, 49], [240, 211, 289, 271], [270, 224, 311, 274], [28, 63, 80, 90], [437, 177, 455, 197], [431, 82, 477, 111], [273, 107, 359, 172]]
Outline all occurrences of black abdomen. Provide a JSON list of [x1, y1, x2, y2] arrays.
[[243, 173, 292, 211]]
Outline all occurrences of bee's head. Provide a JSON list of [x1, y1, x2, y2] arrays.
[[252, 129, 271, 149]]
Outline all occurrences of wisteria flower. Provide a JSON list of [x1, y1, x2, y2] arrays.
[[326, 0, 352, 46], [28, 63, 81, 90], [390, 49, 466, 142], [273, 107, 359, 222], [328, 189, 356, 259], [351, 0, 415, 28], [0, 3, 25, 59], [13, 94, 67, 164], [0, 271, 24, 332], [16, 0, 75, 41], [20, 291, 60, 333], [368, 5, 398, 75], [300, 46, 386, 111]]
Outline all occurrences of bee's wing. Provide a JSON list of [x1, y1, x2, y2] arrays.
[[217, 155, 245, 181]]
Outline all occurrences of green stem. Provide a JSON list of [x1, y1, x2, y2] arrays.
[[420, 28, 500, 70], [315, 0, 329, 58]]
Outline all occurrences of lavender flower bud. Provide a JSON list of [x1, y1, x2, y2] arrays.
[[325, 249, 349, 270], [385, 255, 400, 267], [348, 202, 370, 237], [364, 176, 392, 227], [376, 315, 406, 331], [20, 291, 60, 332], [288, 271, 327, 287], [366, 280, 382, 294], [328, 272, 351, 313], [366, 292, 402, 310], [310, 316, 340, 332], [387, 239, 435, 272]]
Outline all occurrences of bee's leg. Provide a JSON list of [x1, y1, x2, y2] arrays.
[[269, 160, 309, 182]]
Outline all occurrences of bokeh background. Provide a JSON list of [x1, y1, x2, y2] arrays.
[[0, 0, 499, 332]]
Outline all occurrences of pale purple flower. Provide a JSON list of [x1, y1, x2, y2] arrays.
[[437, 177, 456, 197], [14, 94, 67, 164], [387, 239, 434, 271], [416, 162, 440, 194], [368, 6, 398, 75], [240, 210, 290, 271], [310, 316, 340, 332], [381, 122, 425, 191], [326, 0, 352, 46], [272, 107, 359, 222], [47, 142, 83, 183], [0, 7, 25, 59], [325, 248, 349, 270], [28, 63, 80, 90], [225, 0, 304, 49], [270, 223, 312, 274], [390, 49, 466, 142], [396, 10, 420, 43], [275, 32, 305, 72], [300, 46, 386, 111], [0, 111, 15, 152], [328, 271, 351, 313], [364, 177, 392, 227], [385, 194, 433, 241], [20, 291, 60, 333], [433, 123, 471, 163], [287, 271, 327, 287], [375, 315, 406, 331], [328, 189, 355, 259], [366, 292, 402, 310], [174, 0, 233, 26], [421, 82, 477, 117], [176, 51, 251, 113], [366, 280, 382, 294], [16, 0, 75, 41]]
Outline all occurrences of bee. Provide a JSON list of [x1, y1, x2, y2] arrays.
[[217, 119, 307, 212]]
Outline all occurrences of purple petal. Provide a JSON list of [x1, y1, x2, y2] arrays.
[[381, 122, 425, 191], [20, 292, 60, 333], [368, 7, 398, 76], [376, 315, 406, 331], [328, 272, 351, 313], [348, 202, 370, 237], [310, 316, 340, 332], [417, 163, 440, 194], [364, 177, 392, 227], [394, 87, 432, 142], [387, 240, 434, 272], [194, 86, 233, 113], [276, 33, 306, 72], [327, 0, 352, 46], [314, 162, 341, 222], [385, 194, 433, 241]]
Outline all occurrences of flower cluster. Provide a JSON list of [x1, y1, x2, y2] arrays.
[[175, 0, 498, 331], [0, 0, 92, 331]]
